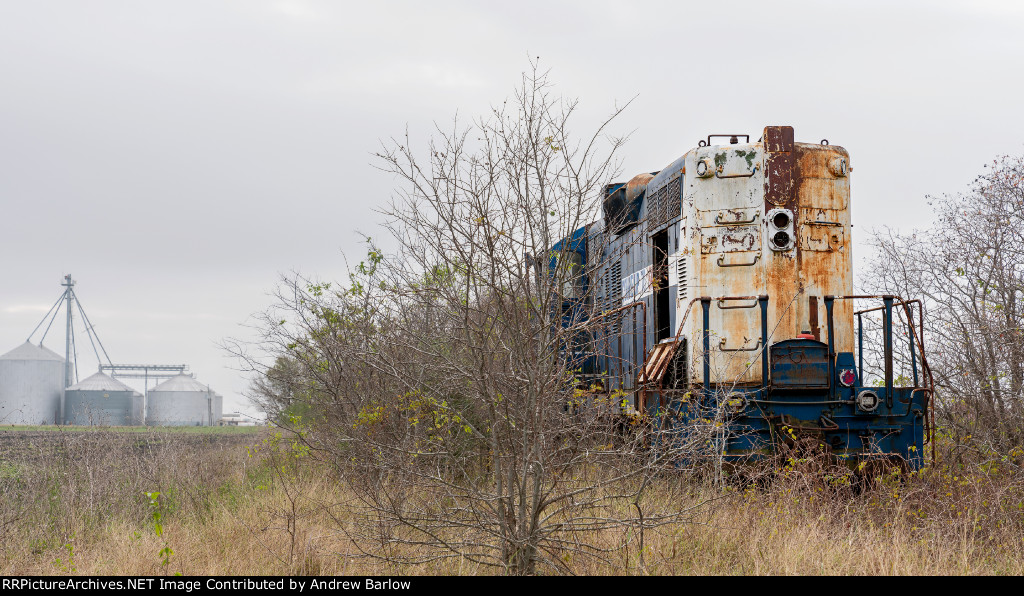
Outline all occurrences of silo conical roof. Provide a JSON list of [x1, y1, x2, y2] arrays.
[[67, 371, 139, 394], [151, 374, 212, 393], [1, 341, 65, 362]]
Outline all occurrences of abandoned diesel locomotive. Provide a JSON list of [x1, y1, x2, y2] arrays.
[[550, 125, 932, 469]]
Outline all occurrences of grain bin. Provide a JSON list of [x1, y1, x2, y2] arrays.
[[146, 374, 219, 426], [64, 371, 143, 426], [0, 342, 65, 425]]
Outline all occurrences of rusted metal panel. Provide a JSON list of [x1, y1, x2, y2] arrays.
[[668, 128, 856, 385], [712, 208, 759, 226], [765, 152, 794, 206], [770, 339, 830, 388], [801, 221, 845, 252], [809, 296, 820, 340], [626, 173, 654, 203], [699, 225, 761, 254], [764, 126, 795, 207], [763, 126, 794, 153], [794, 143, 854, 354]]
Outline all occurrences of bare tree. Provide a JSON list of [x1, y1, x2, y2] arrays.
[[863, 155, 1024, 450], [229, 63, 711, 575]]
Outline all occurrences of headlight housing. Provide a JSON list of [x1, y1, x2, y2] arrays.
[[856, 390, 879, 413]]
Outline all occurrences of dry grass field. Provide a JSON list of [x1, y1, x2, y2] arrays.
[[0, 426, 1022, 576]]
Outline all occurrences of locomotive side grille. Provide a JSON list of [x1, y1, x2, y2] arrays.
[[676, 254, 688, 302], [609, 260, 622, 332], [601, 262, 610, 313], [668, 176, 682, 222], [658, 185, 669, 227], [610, 260, 622, 304], [645, 187, 657, 227], [655, 185, 663, 227], [645, 178, 680, 229]]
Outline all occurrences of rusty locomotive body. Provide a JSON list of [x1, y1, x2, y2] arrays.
[[553, 126, 932, 468]]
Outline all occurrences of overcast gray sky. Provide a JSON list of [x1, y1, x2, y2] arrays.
[[2, 0, 1023, 416]]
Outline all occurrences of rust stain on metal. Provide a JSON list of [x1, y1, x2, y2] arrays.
[[670, 126, 856, 384], [764, 125, 794, 206], [763, 126, 794, 153], [715, 208, 757, 225], [794, 142, 854, 353], [809, 296, 820, 340], [701, 225, 760, 254], [625, 172, 654, 204], [721, 229, 758, 251]]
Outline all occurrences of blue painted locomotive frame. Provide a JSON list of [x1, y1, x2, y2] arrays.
[[654, 293, 934, 470]]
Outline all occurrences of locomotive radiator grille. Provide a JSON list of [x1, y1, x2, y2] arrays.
[[668, 176, 682, 223], [646, 177, 682, 230], [676, 255, 688, 302], [649, 187, 658, 227], [656, 185, 668, 227], [608, 260, 622, 331]]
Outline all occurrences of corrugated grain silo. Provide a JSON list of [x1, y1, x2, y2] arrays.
[[0, 342, 65, 425], [146, 373, 218, 426], [64, 371, 144, 426]]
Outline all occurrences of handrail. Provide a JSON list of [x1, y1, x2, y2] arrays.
[[718, 298, 758, 309], [610, 290, 934, 466], [717, 253, 761, 267], [715, 163, 759, 179], [640, 295, 770, 395], [720, 337, 762, 352], [829, 294, 935, 462], [715, 212, 758, 225], [844, 296, 933, 392]]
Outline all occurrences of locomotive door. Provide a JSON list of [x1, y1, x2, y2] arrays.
[[652, 229, 671, 343]]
